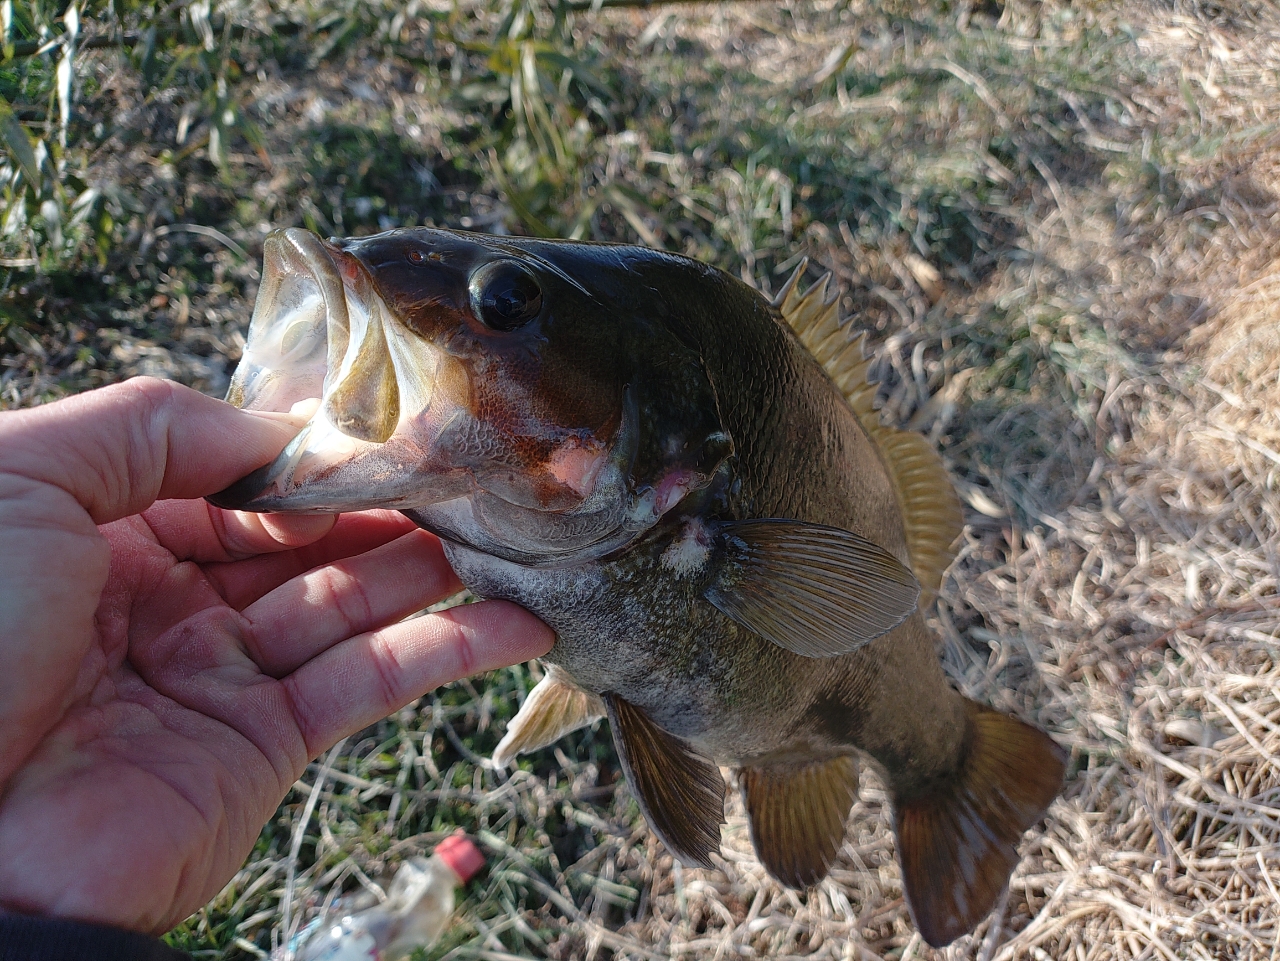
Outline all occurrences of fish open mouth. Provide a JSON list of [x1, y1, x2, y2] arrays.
[[211, 228, 461, 513]]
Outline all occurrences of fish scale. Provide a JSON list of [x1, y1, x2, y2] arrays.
[[212, 226, 1066, 948]]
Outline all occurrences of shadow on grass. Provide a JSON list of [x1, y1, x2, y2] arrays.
[[293, 121, 479, 237]]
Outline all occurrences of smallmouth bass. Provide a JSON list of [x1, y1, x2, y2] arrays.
[[212, 227, 1066, 947]]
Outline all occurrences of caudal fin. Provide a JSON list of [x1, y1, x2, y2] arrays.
[[894, 702, 1065, 948]]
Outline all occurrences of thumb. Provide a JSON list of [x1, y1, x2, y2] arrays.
[[0, 377, 300, 525], [0, 378, 301, 784]]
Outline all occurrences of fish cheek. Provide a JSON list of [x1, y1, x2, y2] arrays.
[[532, 338, 626, 438], [465, 363, 564, 473], [438, 373, 605, 511], [468, 335, 625, 496], [374, 252, 588, 436]]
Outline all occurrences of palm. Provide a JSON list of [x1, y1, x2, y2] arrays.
[[0, 379, 552, 934]]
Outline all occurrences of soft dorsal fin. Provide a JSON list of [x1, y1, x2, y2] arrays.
[[774, 263, 964, 600]]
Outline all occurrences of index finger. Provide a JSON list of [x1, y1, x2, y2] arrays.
[[203, 512, 428, 609]]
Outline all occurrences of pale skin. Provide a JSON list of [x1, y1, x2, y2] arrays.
[[0, 377, 554, 935]]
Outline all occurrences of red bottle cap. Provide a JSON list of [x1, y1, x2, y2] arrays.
[[434, 833, 485, 884]]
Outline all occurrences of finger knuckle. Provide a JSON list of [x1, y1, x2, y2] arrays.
[[316, 565, 375, 636], [281, 674, 323, 756], [369, 632, 407, 708], [451, 619, 478, 678]]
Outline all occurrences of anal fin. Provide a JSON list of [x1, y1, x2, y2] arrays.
[[493, 664, 605, 767], [738, 755, 859, 888], [895, 702, 1066, 948], [605, 694, 726, 868]]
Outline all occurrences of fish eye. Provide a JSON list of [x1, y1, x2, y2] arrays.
[[469, 260, 543, 332], [407, 249, 426, 265]]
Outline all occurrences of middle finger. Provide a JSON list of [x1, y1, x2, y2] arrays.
[[240, 528, 463, 676]]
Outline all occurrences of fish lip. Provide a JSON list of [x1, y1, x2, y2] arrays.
[[224, 228, 360, 417]]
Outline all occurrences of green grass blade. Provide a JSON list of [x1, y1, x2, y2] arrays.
[[0, 93, 42, 188]]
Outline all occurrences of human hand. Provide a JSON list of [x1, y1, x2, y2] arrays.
[[0, 377, 554, 934]]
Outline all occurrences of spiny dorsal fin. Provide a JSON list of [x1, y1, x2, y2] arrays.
[[775, 262, 963, 600]]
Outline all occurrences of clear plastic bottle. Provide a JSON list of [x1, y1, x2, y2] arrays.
[[289, 833, 485, 961]]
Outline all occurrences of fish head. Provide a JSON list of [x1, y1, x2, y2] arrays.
[[212, 227, 732, 563]]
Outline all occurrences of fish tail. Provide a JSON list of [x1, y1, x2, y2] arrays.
[[893, 700, 1066, 948]]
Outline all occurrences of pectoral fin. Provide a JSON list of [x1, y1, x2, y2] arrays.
[[738, 755, 859, 888], [705, 519, 920, 658], [605, 694, 726, 868], [492, 665, 606, 767]]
